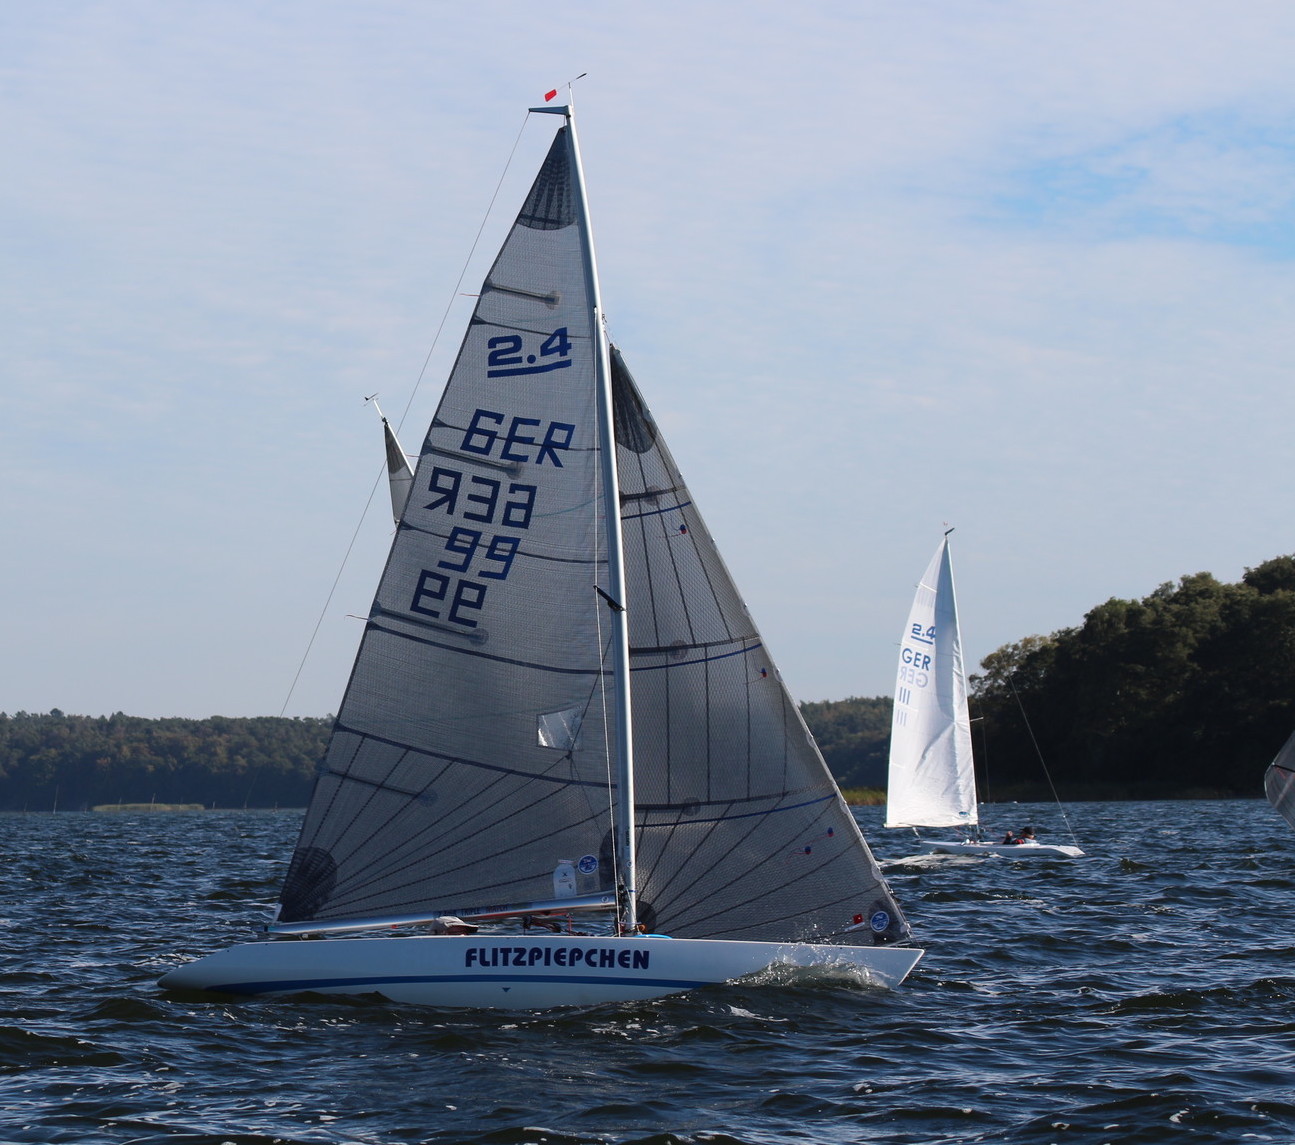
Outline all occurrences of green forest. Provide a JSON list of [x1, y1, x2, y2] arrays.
[[3, 556, 1291, 810], [0, 712, 331, 811], [967, 555, 1295, 800], [808, 555, 1295, 800]]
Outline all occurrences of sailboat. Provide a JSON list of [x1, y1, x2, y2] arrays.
[[885, 533, 1082, 859], [159, 103, 922, 1008], [1264, 730, 1295, 830]]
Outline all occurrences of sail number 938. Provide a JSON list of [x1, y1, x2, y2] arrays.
[[407, 405, 582, 630]]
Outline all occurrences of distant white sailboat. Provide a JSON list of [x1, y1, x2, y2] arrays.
[[1264, 731, 1295, 830], [885, 533, 1083, 859], [159, 102, 922, 1008]]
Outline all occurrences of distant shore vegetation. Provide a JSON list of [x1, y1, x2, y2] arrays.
[[3, 556, 1291, 811], [0, 712, 330, 812], [807, 555, 1295, 803]]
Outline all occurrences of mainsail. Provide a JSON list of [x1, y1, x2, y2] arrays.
[[1265, 730, 1295, 831], [280, 127, 618, 927], [276, 120, 909, 948], [885, 534, 977, 830]]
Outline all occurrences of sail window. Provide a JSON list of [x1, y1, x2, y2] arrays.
[[537, 707, 583, 751]]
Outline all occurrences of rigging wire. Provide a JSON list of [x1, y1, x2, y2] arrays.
[[975, 710, 991, 804], [968, 710, 988, 841], [277, 112, 536, 718], [277, 472, 384, 718], [389, 112, 535, 438], [1007, 674, 1082, 849]]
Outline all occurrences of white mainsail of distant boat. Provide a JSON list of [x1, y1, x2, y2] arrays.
[[886, 533, 1082, 859], [1264, 730, 1295, 831], [160, 103, 922, 1008], [886, 531, 976, 834]]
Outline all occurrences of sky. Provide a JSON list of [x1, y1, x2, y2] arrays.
[[4, 1, 1295, 719]]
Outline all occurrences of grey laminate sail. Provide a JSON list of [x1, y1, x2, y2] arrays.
[[277, 117, 910, 950], [280, 126, 617, 926], [612, 349, 907, 943]]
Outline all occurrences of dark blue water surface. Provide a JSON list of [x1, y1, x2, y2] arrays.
[[3, 799, 1294, 1144]]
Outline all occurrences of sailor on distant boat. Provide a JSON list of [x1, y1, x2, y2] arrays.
[[1011, 827, 1037, 845]]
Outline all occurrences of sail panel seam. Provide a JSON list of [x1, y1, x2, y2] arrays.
[[630, 643, 761, 672], [324, 726, 616, 790], [622, 499, 693, 521], [364, 618, 609, 676]]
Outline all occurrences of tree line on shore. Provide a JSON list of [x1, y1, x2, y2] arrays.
[[3, 556, 1291, 810], [0, 711, 330, 811], [967, 555, 1295, 800], [809, 555, 1295, 800]]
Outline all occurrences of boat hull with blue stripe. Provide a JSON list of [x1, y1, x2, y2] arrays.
[[160, 934, 923, 1009]]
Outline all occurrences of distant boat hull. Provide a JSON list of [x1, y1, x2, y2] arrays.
[[160, 933, 923, 1009], [920, 840, 1084, 859]]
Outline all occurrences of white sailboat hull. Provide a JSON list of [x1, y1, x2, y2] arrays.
[[160, 933, 923, 1009], [920, 840, 1084, 859]]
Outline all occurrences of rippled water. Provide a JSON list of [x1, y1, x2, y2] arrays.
[[3, 799, 1294, 1144]]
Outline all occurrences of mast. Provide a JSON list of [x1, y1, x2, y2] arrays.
[[535, 102, 638, 931]]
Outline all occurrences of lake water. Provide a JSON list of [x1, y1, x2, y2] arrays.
[[2, 799, 1293, 1144]]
